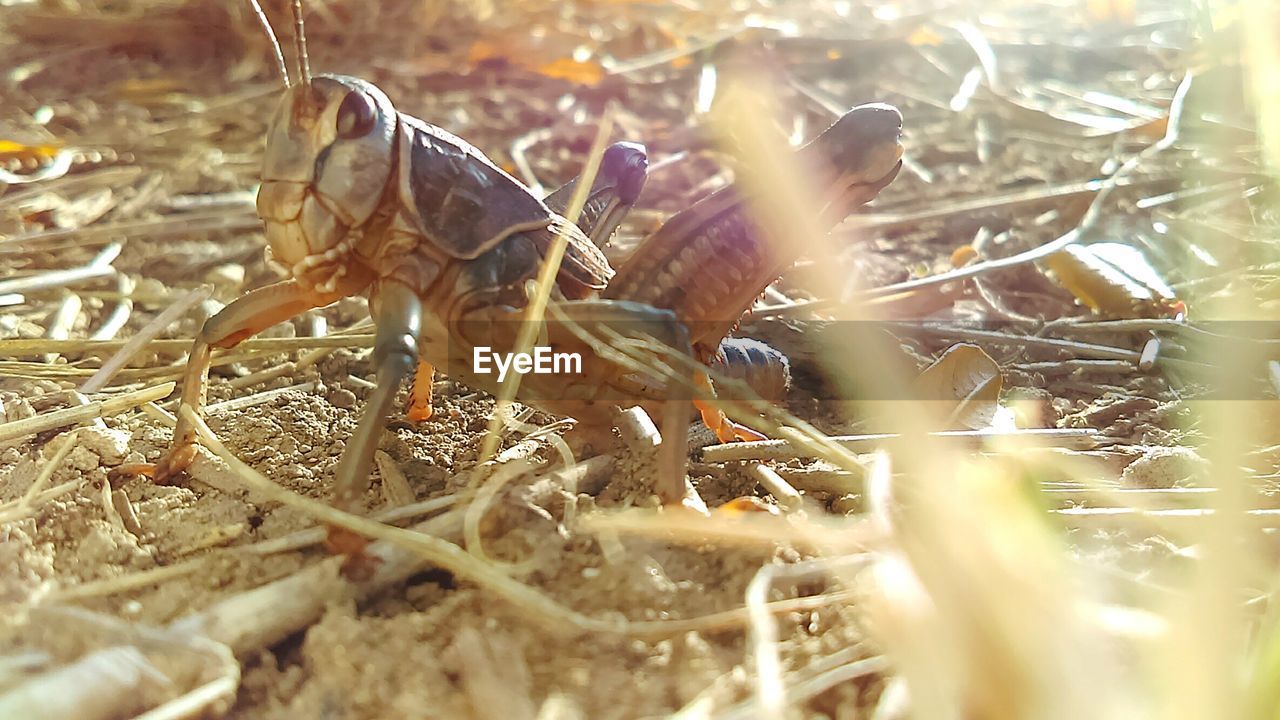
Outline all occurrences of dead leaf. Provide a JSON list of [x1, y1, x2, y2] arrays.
[[914, 343, 1006, 430], [0, 139, 62, 157], [715, 496, 781, 516], [978, 86, 1162, 139], [1043, 243, 1186, 319], [907, 26, 944, 46], [1087, 0, 1137, 25], [1128, 115, 1169, 140], [112, 77, 186, 100], [467, 39, 605, 86], [0, 139, 74, 184], [950, 244, 978, 267], [535, 57, 606, 86]]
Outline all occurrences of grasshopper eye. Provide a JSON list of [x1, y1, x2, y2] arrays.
[[335, 90, 377, 139]]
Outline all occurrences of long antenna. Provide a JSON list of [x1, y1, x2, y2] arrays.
[[292, 0, 312, 87], [247, 0, 291, 87]]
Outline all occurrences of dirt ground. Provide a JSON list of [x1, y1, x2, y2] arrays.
[[0, 1, 1263, 718]]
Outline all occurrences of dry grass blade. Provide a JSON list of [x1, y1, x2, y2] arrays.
[[888, 322, 1209, 372], [0, 430, 80, 523], [0, 242, 121, 295], [79, 285, 211, 393], [0, 382, 174, 444], [858, 177, 1107, 231], [461, 454, 546, 572], [1054, 507, 1280, 529], [0, 334, 375, 356], [741, 557, 882, 720], [204, 381, 315, 415], [180, 407, 860, 644], [41, 293, 82, 364], [0, 646, 169, 719], [51, 493, 460, 602], [132, 675, 240, 720], [182, 405, 628, 636], [579, 506, 880, 553], [0, 210, 260, 251], [89, 274, 135, 341], [0, 607, 238, 720], [476, 104, 617, 466], [726, 657, 891, 720]]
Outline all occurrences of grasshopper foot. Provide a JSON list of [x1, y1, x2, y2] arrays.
[[694, 399, 768, 444], [405, 360, 435, 422], [110, 462, 157, 482], [151, 442, 200, 485], [406, 401, 433, 423], [112, 442, 199, 485]]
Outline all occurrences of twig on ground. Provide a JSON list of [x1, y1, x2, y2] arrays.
[[0, 242, 122, 295], [0, 382, 174, 444], [746, 462, 804, 512], [698, 428, 1097, 463]]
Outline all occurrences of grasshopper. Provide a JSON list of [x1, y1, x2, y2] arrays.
[[146, 2, 726, 517], [137, 1, 903, 540]]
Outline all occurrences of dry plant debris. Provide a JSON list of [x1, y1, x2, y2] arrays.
[[3, 0, 1280, 718]]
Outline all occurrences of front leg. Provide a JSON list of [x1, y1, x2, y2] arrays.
[[149, 280, 345, 483]]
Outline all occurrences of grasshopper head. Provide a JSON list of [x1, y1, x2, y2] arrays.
[[803, 103, 904, 211], [599, 141, 649, 205], [256, 74, 397, 278]]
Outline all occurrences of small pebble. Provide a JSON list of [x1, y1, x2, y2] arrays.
[[1121, 446, 1209, 488], [328, 388, 357, 409], [832, 494, 862, 515], [78, 426, 131, 465], [205, 263, 246, 289]]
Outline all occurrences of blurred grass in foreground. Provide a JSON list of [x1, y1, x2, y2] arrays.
[[680, 5, 1280, 714]]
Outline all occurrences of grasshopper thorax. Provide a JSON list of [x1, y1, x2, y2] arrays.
[[256, 74, 397, 291]]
